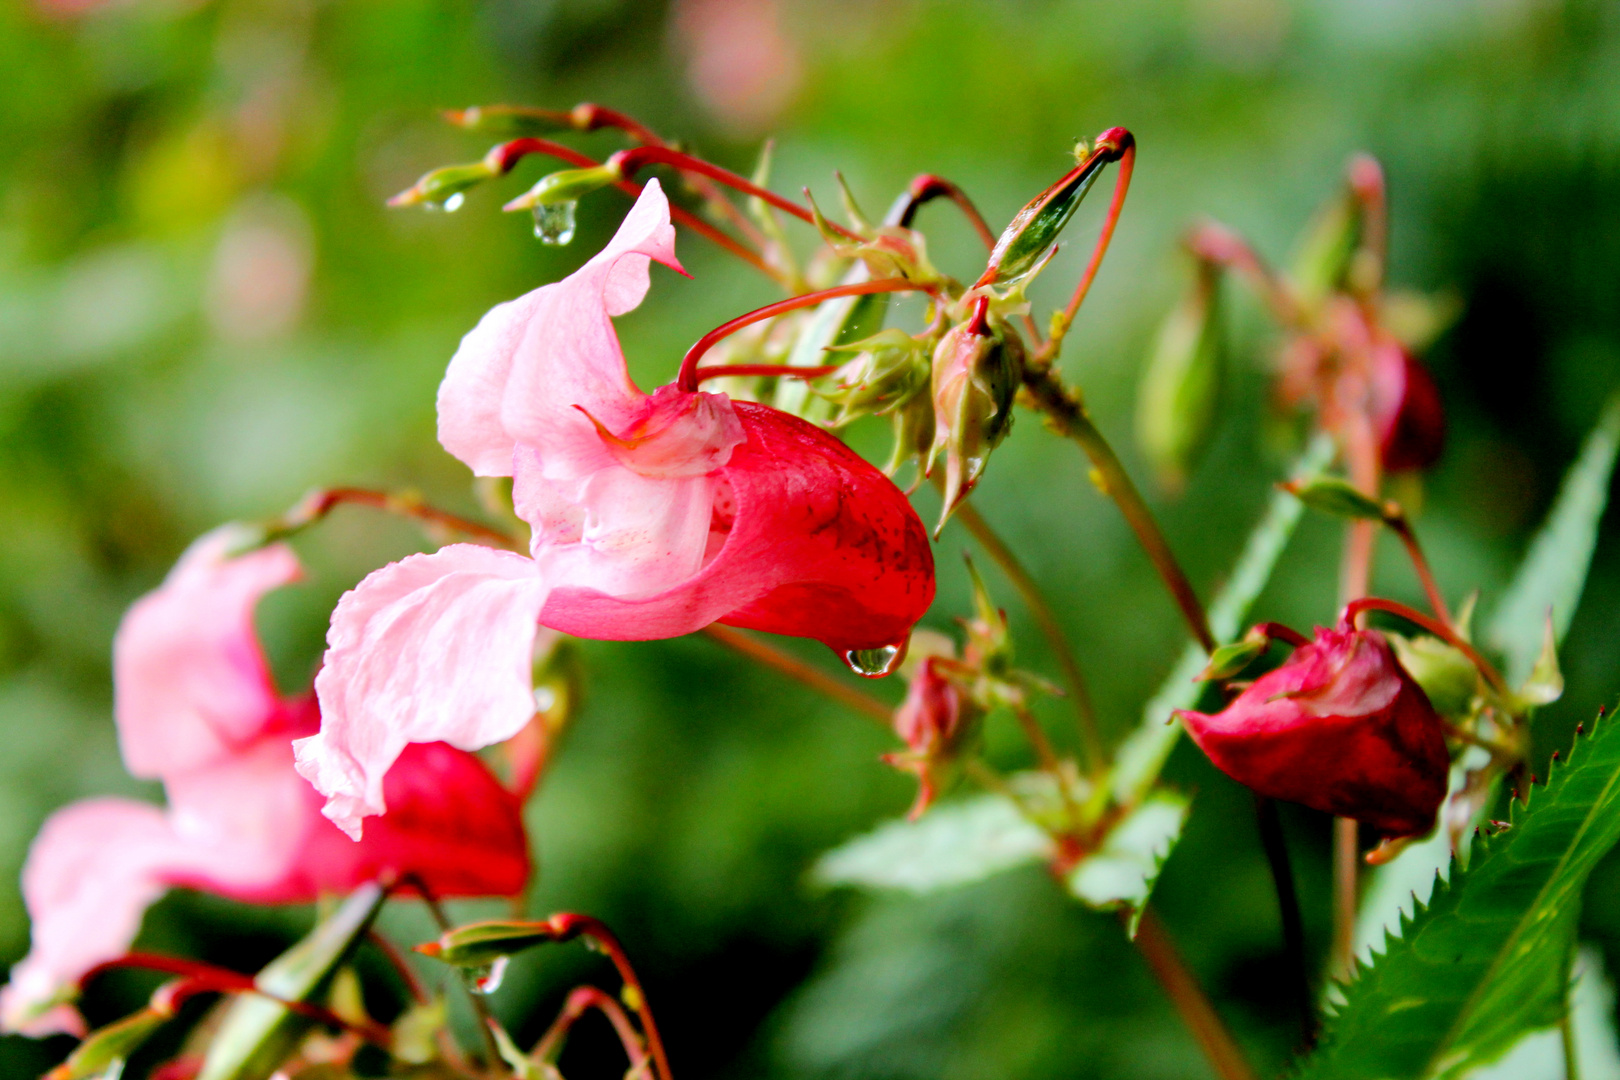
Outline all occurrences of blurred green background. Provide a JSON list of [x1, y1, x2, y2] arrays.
[[3, 0, 1620, 1076]]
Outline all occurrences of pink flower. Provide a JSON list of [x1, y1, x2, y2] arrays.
[[884, 656, 967, 817], [295, 180, 934, 840], [1176, 620, 1448, 837], [0, 529, 529, 1037]]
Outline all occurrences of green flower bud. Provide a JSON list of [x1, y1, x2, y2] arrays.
[[1136, 263, 1223, 492], [1388, 632, 1479, 719], [1283, 474, 1392, 522], [387, 160, 499, 211], [502, 163, 622, 212], [817, 328, 929, 423], [928, 304, 1024, 532], [1289, 188, 1360, 308]]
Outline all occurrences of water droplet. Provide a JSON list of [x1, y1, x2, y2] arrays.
[[532, 201, 577, 245], [461, 955, 510, 995], [843, 643, 905, 678], [532, 685, 557, 712], [424, 192, 465, 213], [96, 1061, 127, 1080]]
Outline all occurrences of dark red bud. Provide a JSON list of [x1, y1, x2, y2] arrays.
[[1370, 343, 1445, 472], [1177, 622, 1449, 837], [884, 657, 967, 817]]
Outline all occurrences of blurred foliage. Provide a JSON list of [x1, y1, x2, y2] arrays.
[[3, 0, 1620, 1077]]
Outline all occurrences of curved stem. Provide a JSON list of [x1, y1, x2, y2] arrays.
[[1384, 514, 1451, 626], [1022, 367, 1215, 653], [538, 915, 673, 1080], [1253, 621, 1311, 649], [1132, 909, 1260, 1080], [951, 498, 1103, 771], [1184, 222, 1306, 329], [693, 362, 841, 384], [530, 984, 650, 1073], [1035, 130, 1136, 365], [677, 278, 935, 391], [1253, 796, 1316, 1049], [273, 486, 520, 551], [610, 145, 864, 244], [702, 625, 891, 726], [895, 174, 997, 250], [482, 138, 773, 277], [1342, 596, 1511, 698]]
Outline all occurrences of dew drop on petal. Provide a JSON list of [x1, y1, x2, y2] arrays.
[[532, 201, 577, 245], [461, 955, 510, 995], [843, 643, 905, 678]]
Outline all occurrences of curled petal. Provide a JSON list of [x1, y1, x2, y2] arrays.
[[1179, 626, 1448, 837], [437, 179, 686, 477], [540, 403, 936, 657], [300, 545, 550, 838], [114, 526, 301, 781]]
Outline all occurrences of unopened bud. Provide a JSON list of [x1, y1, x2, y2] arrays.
[[388, 160, 499, 211], [1197, 629, 1269, 683], [817, 328, 928, 422], [928, 304, 1024, 532], [1136, 263, 1223, 492], [1283, 474, 1392, 522], [1387, 632, 1478, 719], [1289, 189, 1360, 307], [984, 146, 1108, 287], [502, 163, 622, 213], [443, 104, 573, 136]]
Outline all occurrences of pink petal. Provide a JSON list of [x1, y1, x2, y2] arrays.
[[0, 797, 277, 1036], [436, 180, 685, 477], [540, 402, 935, 654], [114, 526, 301, 781], [299, 544, 550, 838]]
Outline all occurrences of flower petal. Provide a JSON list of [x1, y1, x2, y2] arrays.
[[436, 180, 684, 477], [114, 526, 301, 781], [299, 544, 550, 838], [539, 402, 935, 655]]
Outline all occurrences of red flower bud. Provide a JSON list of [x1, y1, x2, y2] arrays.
[[884, 656, 967, 817], [1370, 343, 1445, 473], [1176, 621, 1448, 837]]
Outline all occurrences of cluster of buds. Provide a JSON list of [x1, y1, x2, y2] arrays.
[[884, 561, 1059, 815], [1148, 154, 1450, 492]]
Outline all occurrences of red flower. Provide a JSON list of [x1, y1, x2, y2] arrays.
[[1371, 342, 1445, 472], [1176, 620, 1448, 837], [883, 656, 967, 817]]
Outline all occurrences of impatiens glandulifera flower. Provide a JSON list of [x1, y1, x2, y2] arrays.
[[1175, 617, 1449, 838], [296, 180, 934, 839], [1369, 341, 1445, 473], [0, 529, 529, 1038]]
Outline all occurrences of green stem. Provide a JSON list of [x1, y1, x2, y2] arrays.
[[1022, 367, 1215, 653], [408, 876, 506, 1073], [952, 497, 1104, 771]]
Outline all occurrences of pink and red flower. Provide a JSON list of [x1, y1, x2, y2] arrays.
[[295, 181, 934, 839], [0, 529, 529, 1037]]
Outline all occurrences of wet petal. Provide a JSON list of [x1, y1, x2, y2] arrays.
[[299, 544, 550, 838]]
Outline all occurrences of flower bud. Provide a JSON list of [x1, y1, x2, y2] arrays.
[[387, 160, 498, 212], [1289, 188, 1360, 308], [1136, 263, 1223, 492], [928, 303, 1023, 531], [1387, 632, 1478, 719], [1176, 620, 1449, 837], [983, 139, 1111, 287], [1369, 342, 1445, 473], [817, 328, 929, 423], [884, 655, 969, 818]]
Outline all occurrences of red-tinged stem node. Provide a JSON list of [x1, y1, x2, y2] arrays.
[[677, 278, 937, 391], [529, 985, 650, 1071], [898, 174, 997, 250], [1341, 596, 1510, 698], [608, 145, 864, 244]]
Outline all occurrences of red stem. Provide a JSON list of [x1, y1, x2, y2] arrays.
[[1253, 621, 1311, 649], [486, 139, 772, 276], [694, 363, 842, 384], [82, 954, 392, 1046], [900, 174, 997, 250], [1342, 597, 1510, 697], [1057, 130, 1135, 327], [610, 145, 864, 243], [539, 914, 673, 1080], [1184, 222, 1305, 329], [677, 278, 935, 391], [1385, 516, 1452, 626], [280, 486, 518, 550], [1347, 153, 1387, 295], [529, 984, 650, 1071]]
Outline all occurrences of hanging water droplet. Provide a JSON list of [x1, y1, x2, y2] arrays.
[[95, 1060, 127, 1080], [424, 191, 465, 213], [843, 643, 905, 678], [460, 954, 510, 995], [532, 200, 577, 245]]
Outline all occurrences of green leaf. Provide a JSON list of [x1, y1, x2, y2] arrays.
[[198, 882, 388, 1080], [813, 794, 1051, 893], [1063, 790, 1189, 937], [1487, 392, 1620, 686], [1296, 714, 1620, 1080], [1468, 946, 1620, 1080], [1111, 432, 1337, 804], [47, 1006, 169, 1080]]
